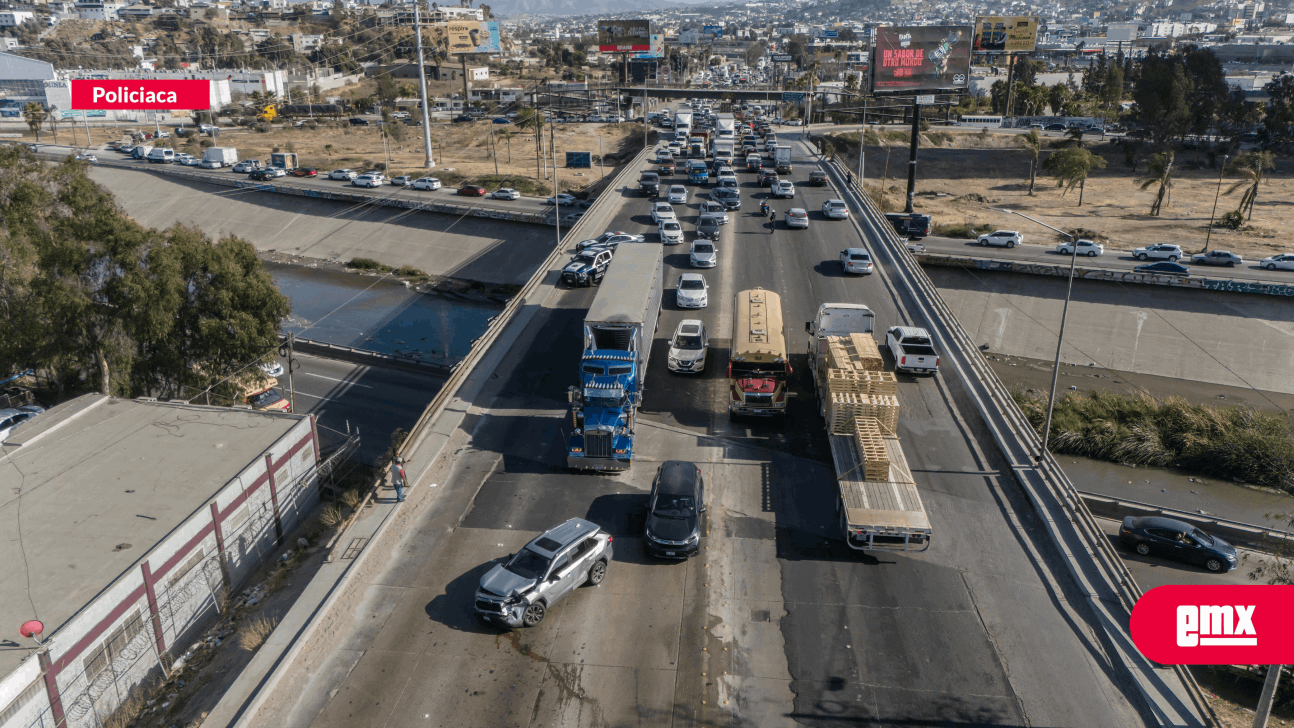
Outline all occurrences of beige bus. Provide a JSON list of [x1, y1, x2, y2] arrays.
[[729, 288, 790, 418]]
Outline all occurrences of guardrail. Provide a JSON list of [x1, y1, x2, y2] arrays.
[[79, 156, 557, 226], [1078, 490, 1294, 552], [283, 335, 452, 376], [825, 159, 1217, 726], [917, 253, 1294, 298]]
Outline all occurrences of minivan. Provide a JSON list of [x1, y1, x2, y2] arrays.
[[146, 147, 175, 164]]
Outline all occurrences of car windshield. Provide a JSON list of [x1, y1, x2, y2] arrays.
[[505, 547, 552, 580], [694, 243, 714, 254], [664, 223, 680, 231], [1191, 528, 1215, 545], [250, 389, 282, 407], [674, 333, 704, 349], [680, 279, 704, 290], [653, 494, 696, 519]]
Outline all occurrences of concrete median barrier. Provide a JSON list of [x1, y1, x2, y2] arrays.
[[916, 252, 1294, 297]]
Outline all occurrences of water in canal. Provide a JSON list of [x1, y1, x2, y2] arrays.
[[269, 263, 502, 367]]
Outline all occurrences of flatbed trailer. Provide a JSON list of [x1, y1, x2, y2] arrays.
[[829, 432, 932, 552]]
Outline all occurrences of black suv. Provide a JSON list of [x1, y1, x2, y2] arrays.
[[885, 212, 933, 240], [645, 461, 706, 559], [759, 170, 779, 187], [640, 172, 660, 198], [561, 249, 613, 287]]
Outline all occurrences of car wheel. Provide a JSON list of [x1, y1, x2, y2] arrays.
[[1227, 261, 1235, 267], [1087, 251, 1098, 257], [521, 602, 546, 627], [1137, 254, 1148, 261], [1205, 558, 1225, 573], [587, 559, 607, 586], [980, 240, 988, 246], [1168, 256, 1179, 262], [1267, 263, 1277, 270], [1007, 241, 1016, 248], [1135, 543, 1151, 556]]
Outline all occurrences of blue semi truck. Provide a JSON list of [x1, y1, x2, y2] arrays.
[[567, 245, 663, 471]]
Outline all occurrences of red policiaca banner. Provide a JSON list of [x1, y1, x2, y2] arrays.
[[1130, 585, 1294, 665], [71, 80, 211, 110]]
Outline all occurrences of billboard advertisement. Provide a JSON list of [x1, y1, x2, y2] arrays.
[[598, 19, 651, 52], [442, 20, 502, 54], [631, 34, 664, 59], [973, 16, 1039, 53], [870, 26, 972, 94], [703, 24, 722, 37]]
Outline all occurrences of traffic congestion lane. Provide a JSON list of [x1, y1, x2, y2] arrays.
[[273, 352, 445, 464], [919, 234, 1292, 283], [708, 139, 1146, 726], [93, 154, 568, 216]]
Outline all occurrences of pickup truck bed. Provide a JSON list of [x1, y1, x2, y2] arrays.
[[830, 432, 931, 551]]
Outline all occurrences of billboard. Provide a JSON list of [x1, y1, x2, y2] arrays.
[[703, 24, 723, 37], [870, 26, 972, 94], [631, 34, 664, 59], [770, 53, 793, 62], [598, 19, 651, 52], [442, 20, 502, 54], [973, 16, 1039, 53]]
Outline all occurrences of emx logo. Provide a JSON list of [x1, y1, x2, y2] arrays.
[[1132, 586, 1294, 664]]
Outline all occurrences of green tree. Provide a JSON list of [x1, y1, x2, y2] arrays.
[[1225, 151, 1275, 221], [1042, 146, 1107, 206], [375, 74, 398, 109], [1261, 74, 1294, 151], [1048, 83, 1072, 115], [23, 102, 46, 141], [1133, 51, 1190, 148], [1063, 128, 1085, 147], [1136, 151, 1175, 216]]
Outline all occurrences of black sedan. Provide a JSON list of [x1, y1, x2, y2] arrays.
[[1119, 516, 1237, 572], [1134, 261, 1190, 276], [248, 169, 276, 181]]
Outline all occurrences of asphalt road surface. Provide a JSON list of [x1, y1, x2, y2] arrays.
[[86, 152, 577, 217], [273, 352, 444, 464], [257, 137, 1170, 728], [918, 234, 1294, 283]]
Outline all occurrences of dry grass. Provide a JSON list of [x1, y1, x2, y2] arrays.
[[830, 128, 1294, 259], [101, 689, 149, 728], [318, 503, 344, 527], [339, 488, 361, 509], [1013, 389, 1294, 490], [238, 613, 279, 652]]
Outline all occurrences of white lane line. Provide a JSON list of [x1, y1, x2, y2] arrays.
[[291, 391, 348, 404], [304, 373, 373, 388]]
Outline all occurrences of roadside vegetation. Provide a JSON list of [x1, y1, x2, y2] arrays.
[[1013, 389, 1294, 492]]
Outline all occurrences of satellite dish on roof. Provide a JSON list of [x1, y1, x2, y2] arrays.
[[20, 620, 44, 644]]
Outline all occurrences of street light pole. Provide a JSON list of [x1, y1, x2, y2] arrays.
[[1203, 154, 1229, 253], [993, 208, 1078, 462], [413, 0, 435, 169]]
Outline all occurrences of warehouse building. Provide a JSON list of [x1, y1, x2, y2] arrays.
[[0, 395, 323, 728]]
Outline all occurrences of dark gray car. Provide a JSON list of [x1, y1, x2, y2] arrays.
[[696, 215, 721, 239], [645, 461, 706, 559], [475, 518, 613, 628]]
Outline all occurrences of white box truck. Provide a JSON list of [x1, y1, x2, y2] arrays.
[[715, 113, 736, 139], [203, 147, 238, 166]]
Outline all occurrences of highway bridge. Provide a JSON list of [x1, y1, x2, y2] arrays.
[[219, 137, 1211, 727]]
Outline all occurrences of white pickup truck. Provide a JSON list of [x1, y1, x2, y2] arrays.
[[886, 327, 939, 375]]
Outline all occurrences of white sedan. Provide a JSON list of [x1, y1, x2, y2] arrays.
[[547, 193, 577, 206], [1057, 239, 1104, 256], [1260, 254, 1294, 271], [491, 188, 521, 200], [676, 272, 709, 308], [667, 185, 688, 204], [977, 230, 1022, 248], [412, 177, 442, 191], [821, 200, 849, 220], [198, 159, 222, 169], [352, 174, 384, 188], [1132, 244, 1183, 261], [840, 247, 874, 275], [266, 167, 287, 178], [651, 202, 677, 224], [329, 169, 357, 180]]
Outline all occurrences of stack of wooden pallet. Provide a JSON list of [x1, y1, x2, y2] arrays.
[[829, 392, 900, 435], [825, 369, 898, 397], [853, 416, 891, 480], [824, 334, 884, 373]]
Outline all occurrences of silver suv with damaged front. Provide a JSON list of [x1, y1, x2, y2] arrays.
[[474, 518, 613, 628]]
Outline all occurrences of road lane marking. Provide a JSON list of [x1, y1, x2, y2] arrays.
[[304, 372, 373, 388], [291, 391, 348, 404]]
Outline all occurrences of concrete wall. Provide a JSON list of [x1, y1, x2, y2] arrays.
[[0, 415, 320, 728], [926, 266, 1294, 396], [87, 165, 557, 287]]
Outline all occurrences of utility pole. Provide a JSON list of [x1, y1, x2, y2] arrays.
[[1253, 665, 1283, 728], [905, 97, 920, 213], [460, 54, 470, 116], [413, 0, 435, 168], [858, 94, 866, 187], [491, 130, 499, 176], [1203, 154, 1229, 252]]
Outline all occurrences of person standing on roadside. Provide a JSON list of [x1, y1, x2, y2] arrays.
[[390, 456, 407, 503]]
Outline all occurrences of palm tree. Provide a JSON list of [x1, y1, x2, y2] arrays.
[[1063, 128, 1085, 147], [23, 102, 46, 141], [1021, 128, 1042, 195], [1136, 151, 1174, 217], [1042, 146, 1107, 206], [1225, 151, 1275, 221], [515, 108, 545, 179]]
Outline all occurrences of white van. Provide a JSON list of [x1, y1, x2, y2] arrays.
[[146, 147, 175, 164]]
